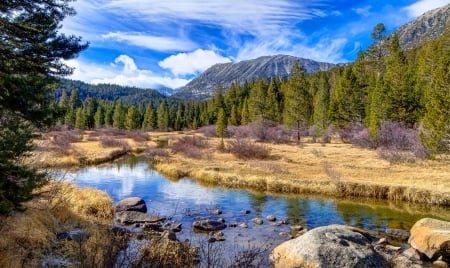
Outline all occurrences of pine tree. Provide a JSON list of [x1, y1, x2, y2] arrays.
[[216, 108, 227, 146], [94, 106, 105, 128], [157, 100, 170, 130], [142, 103, 157, 130], [241, 98, 250, 125], [266, 78, 282, 123], [0, 0, 87, 213], [283, 62, 312, 142], [312, 72, 331, 135], [75, 107, 85, 130], [125, 105, 140, 130], [384, 34, 417, 126], [113, 101, 125, 129], [367, 74, 387, 138], [420, 29, 450, 155], [248, 77, 268, 121]]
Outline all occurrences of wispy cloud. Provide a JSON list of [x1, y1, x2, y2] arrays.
[[101, 32, 197, 52], [65, 56, 190, 89], [403, 0, 449, 18], [106, 0, 331, 36], [159, 49, 232, 76], [353, 6, 372, 17]]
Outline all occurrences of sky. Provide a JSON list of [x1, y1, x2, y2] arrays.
[[61, 0, 450, 90]]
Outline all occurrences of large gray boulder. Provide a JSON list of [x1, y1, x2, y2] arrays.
[[193, 220, 226, 231], [270, 225, 388, 268], [115, 197, 147, 213], [115, 211, 166, 225], [408, 218, 450, 261]]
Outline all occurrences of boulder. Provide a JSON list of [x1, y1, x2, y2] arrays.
[[385, 228, 410, 242], [193, 220, 226, 232], [115, 197, 147, 213], [408, 218, 450, 261], [115, 211, 166, 225], [270, 225, 388, 268]]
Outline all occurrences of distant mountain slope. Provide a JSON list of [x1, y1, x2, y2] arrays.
[[56, 79, 168, 106], [173, 55, 335, 100], [395, 3, 449, 49]]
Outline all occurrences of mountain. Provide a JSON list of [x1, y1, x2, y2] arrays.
[[173, 55, 335, 100], [394, 3, 449, 50], [56, 78, 168, 106]]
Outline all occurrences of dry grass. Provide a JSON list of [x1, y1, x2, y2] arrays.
[[0, 181, 114, 268], [152, 132, 450, 207], [30, 129, 150, 167]]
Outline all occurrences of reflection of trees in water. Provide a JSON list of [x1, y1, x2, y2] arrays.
[[127, 155, 138, 169], [285, 198, 311, 225], [335, 202, 424, 232], [249, 192, 267, 217]]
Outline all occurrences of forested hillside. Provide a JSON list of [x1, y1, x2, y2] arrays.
[[56, 24, 449, 156]]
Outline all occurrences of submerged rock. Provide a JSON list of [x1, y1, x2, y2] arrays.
[[115, 211, 166, 225], [385, 228, 410, 242], [115, 197, 147, 213], [408, 218, 450, 261], [270, 225, 388, 268], [193, 220, 226, 231]]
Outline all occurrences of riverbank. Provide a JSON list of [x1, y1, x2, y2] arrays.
[[30, 129, 450, 206]]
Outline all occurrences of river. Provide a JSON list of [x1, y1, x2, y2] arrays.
[[62, 155, 450, 266]]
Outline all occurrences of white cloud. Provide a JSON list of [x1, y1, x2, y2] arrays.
[[353, 6, 372, 17], [65, 55, 190, 89], [158, 49, 232, 76], [404, 0, 449, 18], [102, 32, 196, 52]]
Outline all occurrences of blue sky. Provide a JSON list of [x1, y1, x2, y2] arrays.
[[62, 0, 450, 90]]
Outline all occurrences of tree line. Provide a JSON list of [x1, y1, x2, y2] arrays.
[[58, 23, 449, 155]]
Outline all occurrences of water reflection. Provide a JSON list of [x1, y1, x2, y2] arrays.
[[65, 157, 450, 238]]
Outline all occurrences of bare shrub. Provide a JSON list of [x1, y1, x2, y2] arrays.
[[228, 121, 290, 143], [145, 146, 170, 164], [171, 136, 210, 159], [125, 131, 151, 143], [227, 138, 270, 159], [351, 128, 374, 148], [198, 125, 217, 138], [377, 147, 416, 164], [99, 137, 129, 149], [46, 130, 83, 154], [321, 126, 333, 144]]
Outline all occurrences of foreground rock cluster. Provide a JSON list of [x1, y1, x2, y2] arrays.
[[271, 218, 450, 268]]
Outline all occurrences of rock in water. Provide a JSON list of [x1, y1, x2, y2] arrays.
[[115, 197, 147, 213], [115, 211, 165, 225], [270, 225, 388, 268], [193, 220, 226, 231], [408, 218, 450, 261]]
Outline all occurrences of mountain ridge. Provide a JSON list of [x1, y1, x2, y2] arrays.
[[173, 54, 335, 100]]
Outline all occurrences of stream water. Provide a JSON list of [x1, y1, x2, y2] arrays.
[[63, 156, 450, 265]]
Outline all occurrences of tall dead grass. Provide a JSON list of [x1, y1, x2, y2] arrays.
[[0, 181, 114, 267]]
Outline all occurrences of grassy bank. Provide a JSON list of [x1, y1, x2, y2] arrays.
[[151, 132, 450, 207], [0, 182, 115, 267]]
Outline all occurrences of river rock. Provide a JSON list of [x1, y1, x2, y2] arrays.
[[239, 223, 248, 228], [251, 218, 263, 225], [209, 209, 222, 215], [266, 215, 276, 222], [115, 211, 166, 225], [171, 223, 182, 232], [115, 197, 147, 213], [270, 225, 388, 268], [193, 220, 226, 231], [408, 218, 450, 261], [385, 228, 410, 242]]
